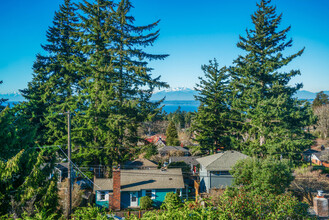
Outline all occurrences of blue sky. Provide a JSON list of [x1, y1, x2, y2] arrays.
[[0, 0, 328, 93]]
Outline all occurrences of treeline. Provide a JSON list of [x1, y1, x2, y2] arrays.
[[19, 0, 167, 167], [143, 0, 315, 160], [0, 0, 321, 218]]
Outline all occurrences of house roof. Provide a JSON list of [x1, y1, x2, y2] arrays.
[[196, 151, 248, 171], [145, 134, 166, 143], [169, 156, 200, 166], [123, 158, 158, 169], [94, 168, 184, 192], [313, 149, 329, 161], [56, 163, 69, 170], [158, 146, 189, 153]]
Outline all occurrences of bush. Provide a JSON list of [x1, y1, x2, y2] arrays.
[[231, 157, 294, 194], [144, 144, 157, 159], [161, 192, 182, 210], [140, 196, 153, 210], [71, 206, 109, 220], [217, 187, 310, 219]]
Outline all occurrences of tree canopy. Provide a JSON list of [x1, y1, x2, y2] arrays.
[[229, 0, 313, 158]]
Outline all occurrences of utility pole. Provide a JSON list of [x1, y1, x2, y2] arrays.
[[60, 111, 72, 219], [67, 111, 72, 219]]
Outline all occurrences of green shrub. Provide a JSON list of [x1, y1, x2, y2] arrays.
[[161, 192, 182, 210], [140, 196, 153, 210], [217, 187, 310, 219], [71, 206, 109, 220], [231, 157, 294, 194]]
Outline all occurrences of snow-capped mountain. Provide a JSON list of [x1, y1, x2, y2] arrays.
[[0, 92, 25, 102], [1, 89, 328, 102], [151, 87, 198, 101], [151, 88, 329, 101]]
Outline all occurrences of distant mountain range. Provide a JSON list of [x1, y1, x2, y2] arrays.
[[151, 87, 198, 101], [1, 88, 329, 102], [0, 92, 25, 102], [151, 88, 329, 101]]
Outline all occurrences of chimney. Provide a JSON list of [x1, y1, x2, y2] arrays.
[[314, 190, 328, 218], [109, 166, 121, 211]]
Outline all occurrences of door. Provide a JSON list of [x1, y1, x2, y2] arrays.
[[130, 192, 138, 207]]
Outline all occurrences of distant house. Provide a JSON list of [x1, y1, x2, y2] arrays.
[[94, 168, 184, 210], [123, 158, 158, 170], [197, 151, 248, 193], [158, 146, 190, 157], [54, 163, 77, 183], [310, 148, 329, 168], [169, 156, 200, 174], [145, 134, 166, 147]]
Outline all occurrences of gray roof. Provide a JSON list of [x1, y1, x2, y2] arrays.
[[158, 146, 189, 153], [94, 168, 184, 192], [196, 151, 248, 171], [123, 158, 157, 169], [169, 156, 200, 166], [314, 149, 329, 160]]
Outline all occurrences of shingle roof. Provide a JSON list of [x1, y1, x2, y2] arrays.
[[94, 168, 184, 192], [314, 149, 329, 160], [158, 146, 189, 153], [123, 158, 158, 169], [169, 156, 200, 166], [196, 151, 248, 171]]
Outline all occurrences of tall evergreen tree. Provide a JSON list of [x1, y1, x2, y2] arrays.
[[0, 105, 36, 161], [313, 91, 329, 109], [229, 0, 313, 158], [193, 59, 232, 153], [0, 150, 59, 218], [73, 0, 168, 167], [20, 0, 81, 146], [0, 81, 7, 111], [166, 121, 180, 146]]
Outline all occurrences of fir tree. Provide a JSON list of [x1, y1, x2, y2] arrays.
[[73, 0, 168, 167], [0, 105, 36, 161], [20, 0, 81, 146], [166, 121, 180, 146], [313, 91, 329, 109], [0, 150, 59, 218], [229, 0, 313, 158], [0, 81, 7, 111], [193, 59, 232, 153]]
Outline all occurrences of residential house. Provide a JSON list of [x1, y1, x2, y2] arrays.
[[310, 148, 329, 167], [123, 158, 158, 170], [158, 146, 190, 157], [94, 168, 184, 210], [54, 163, 77, 183], [197, 151, 248, 193], [145, 134, 166, 147], [169, 156, 200, 174]]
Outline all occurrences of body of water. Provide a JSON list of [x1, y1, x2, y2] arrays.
[[161, 100, 199, 113], [1, 100, 199, 113]]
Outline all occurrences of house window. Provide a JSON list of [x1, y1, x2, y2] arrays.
[[99, 191, 106, 201], [212, 171, 230, 175], [151, 190, 156, 199], [175, 189, 181, 197], [146, 190, 152, 198]]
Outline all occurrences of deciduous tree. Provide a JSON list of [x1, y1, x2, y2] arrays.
[[313, 91, 329, 109]]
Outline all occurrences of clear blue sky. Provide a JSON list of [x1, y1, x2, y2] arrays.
[[0, 0, 328, 93]]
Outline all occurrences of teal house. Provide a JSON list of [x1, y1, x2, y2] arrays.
[[94, 168, 184, 210]]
